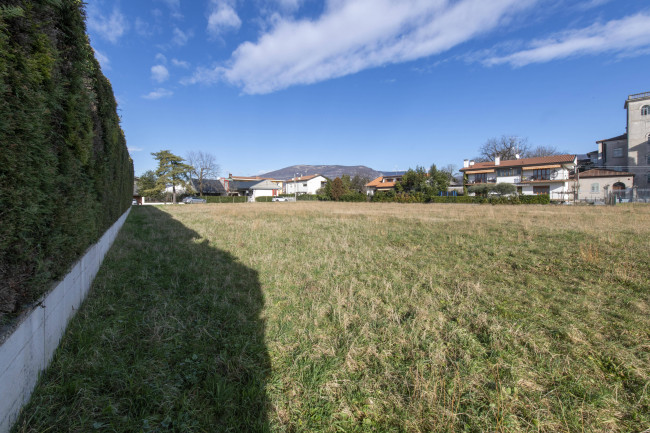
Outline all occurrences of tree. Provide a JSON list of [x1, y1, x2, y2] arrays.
[[527, 145, 563, 158], [427, 164, 450, 195], [350, 174, 370, 193], [151, 150, 193, 204], [493, 182, 516, 196], [396, 166, 432, 195], [331, 177, 345, 201], [186, 151, 220, 197], [476, 135, 530, 162], [137, 170, 163, 201], [476, 136, 564, 162]]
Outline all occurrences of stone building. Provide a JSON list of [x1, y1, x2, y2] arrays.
[[596, 92, 650, 190]]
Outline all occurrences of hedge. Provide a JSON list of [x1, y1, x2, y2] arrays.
[[0, 1, 133, 318], [255, 196, 273, 202], [206, 196, 248, 203], [373, 192, 552, 205]]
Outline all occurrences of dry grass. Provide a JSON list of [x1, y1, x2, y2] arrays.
[[15, 202, 650, 432]]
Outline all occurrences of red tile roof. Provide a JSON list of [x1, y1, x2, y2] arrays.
[[460, 154, 576, 172], [366, 175, 402, 188], [577, 169, 634, 178], [287, 174, 322, 182]]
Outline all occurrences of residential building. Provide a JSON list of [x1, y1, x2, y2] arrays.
[[460, 154, 577, 201], [190, 178, 227, 196], [594, 91, 650, 190], [574, 169, 635, 202], [230, 179, 280, 199], [284, 174, 328, 195], [365, 172, 405, 196]]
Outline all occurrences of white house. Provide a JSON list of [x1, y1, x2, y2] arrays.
[[460, 154, 577, 201], [284, 174, 328, 195]]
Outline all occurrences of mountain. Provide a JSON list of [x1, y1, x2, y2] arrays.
[[258, 165, 382, 180]]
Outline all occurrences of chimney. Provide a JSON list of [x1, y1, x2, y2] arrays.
[[463, 159, 469, 168], [469, 160, 475, 166], [495, 156, 500, 166], [515, 154, 520, 160]]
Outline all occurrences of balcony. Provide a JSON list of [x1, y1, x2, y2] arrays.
[[628, 91, 650, 101], [465, 179, 497, 185]]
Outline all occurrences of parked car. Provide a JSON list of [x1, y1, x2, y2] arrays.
[[132, 199, 138, 205], [272, 197, 288, 202], [183, 197, 207, 204]]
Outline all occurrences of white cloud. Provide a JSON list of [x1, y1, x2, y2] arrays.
[[87, 6, 128, 43], [172, 27, 191, 46], [135, 18, 154, 37], [207, 1, 242, 37], [188, 0, 538, 94], [484, 12, 650, 67], [94, 49, 110, 70], [155, 53, 167, 64], [156, 0, 183, 19], [128, 147, 144, 152], [142, 88, 174, 100], [274, 0, 305, 12], [151, 65, 170, 83], [172, 58, 191, 68]]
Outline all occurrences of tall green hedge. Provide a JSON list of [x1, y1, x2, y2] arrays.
[[0, 1, 133, 317], [205, 196, 248, 203]]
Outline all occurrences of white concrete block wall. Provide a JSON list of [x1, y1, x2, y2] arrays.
[[0, 207, 131, 433]]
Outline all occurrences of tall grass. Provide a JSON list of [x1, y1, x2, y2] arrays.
[[15, 203, 650, 432]]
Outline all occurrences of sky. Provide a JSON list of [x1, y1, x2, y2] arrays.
[[85, 0, 650, 177]]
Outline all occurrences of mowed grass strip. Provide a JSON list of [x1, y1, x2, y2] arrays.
[[14, 203, 650, 432]]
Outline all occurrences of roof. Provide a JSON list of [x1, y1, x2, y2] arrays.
[[191, 178, 227, 194], [231, 175, 282, 182], [596, 133, 627, 143], [380, 171, 407, 176], [365, 175, 403, 188], [232, 179, 280, 190], [287, 174, 323, 182], [460, 154, 576, 172], [576, 169, 635, 178]]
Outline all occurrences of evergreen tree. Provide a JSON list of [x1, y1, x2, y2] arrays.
[[331, 177, 345, 201], [151, 150, 193, 204]]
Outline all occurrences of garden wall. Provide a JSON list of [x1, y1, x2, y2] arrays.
[[0, 207, 130, 433]]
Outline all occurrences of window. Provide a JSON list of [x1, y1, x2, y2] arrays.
[[474, 173, 487, 183], [302, 183, 307, 187], [613, 147, 624, 158], [532, 169, 550, 180], [497, 168, 521, 177], [590, 183, 599, 193], [533, 186, 550, 195], [642, 105, 650, 116], [647, 154, 650, 165]]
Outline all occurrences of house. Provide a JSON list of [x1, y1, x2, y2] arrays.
[[190, 178, 228, 196], [284, 174, 328, 195], [460, 154, 577, 201], [574, 169, 635, 202], [365, 172, 405, 196], [230, 175, 284, 191], [230, 179, 280, 199], [593, 92, 650, 190]]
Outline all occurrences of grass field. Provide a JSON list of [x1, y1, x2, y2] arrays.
[[14, 203, 650, 432]]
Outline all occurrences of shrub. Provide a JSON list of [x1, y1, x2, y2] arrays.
[[205, 196, 248, 203], [255, 196, 273, 202], [297, 194, 319, 201], [339, 192, 367, 202], [0, 1, 133, 317]]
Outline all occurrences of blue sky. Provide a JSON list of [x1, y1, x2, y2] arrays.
[[85, 0, 650, 177]]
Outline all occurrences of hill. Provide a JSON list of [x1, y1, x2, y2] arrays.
[[258, 165, 381, 180]]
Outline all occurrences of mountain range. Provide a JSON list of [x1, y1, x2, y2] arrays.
[[258, 165, 383, 181]]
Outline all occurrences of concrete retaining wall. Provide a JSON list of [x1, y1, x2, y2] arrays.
[[0, 207, 131, 433]]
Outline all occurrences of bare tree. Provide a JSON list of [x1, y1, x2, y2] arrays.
[[476, 136, 530, 162], [476, 136, 565, 162], [186, 151, 220, 196], [527, 145, 564, 158]]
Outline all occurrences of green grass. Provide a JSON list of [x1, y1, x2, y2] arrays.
[[14, 203, 650, 432]]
